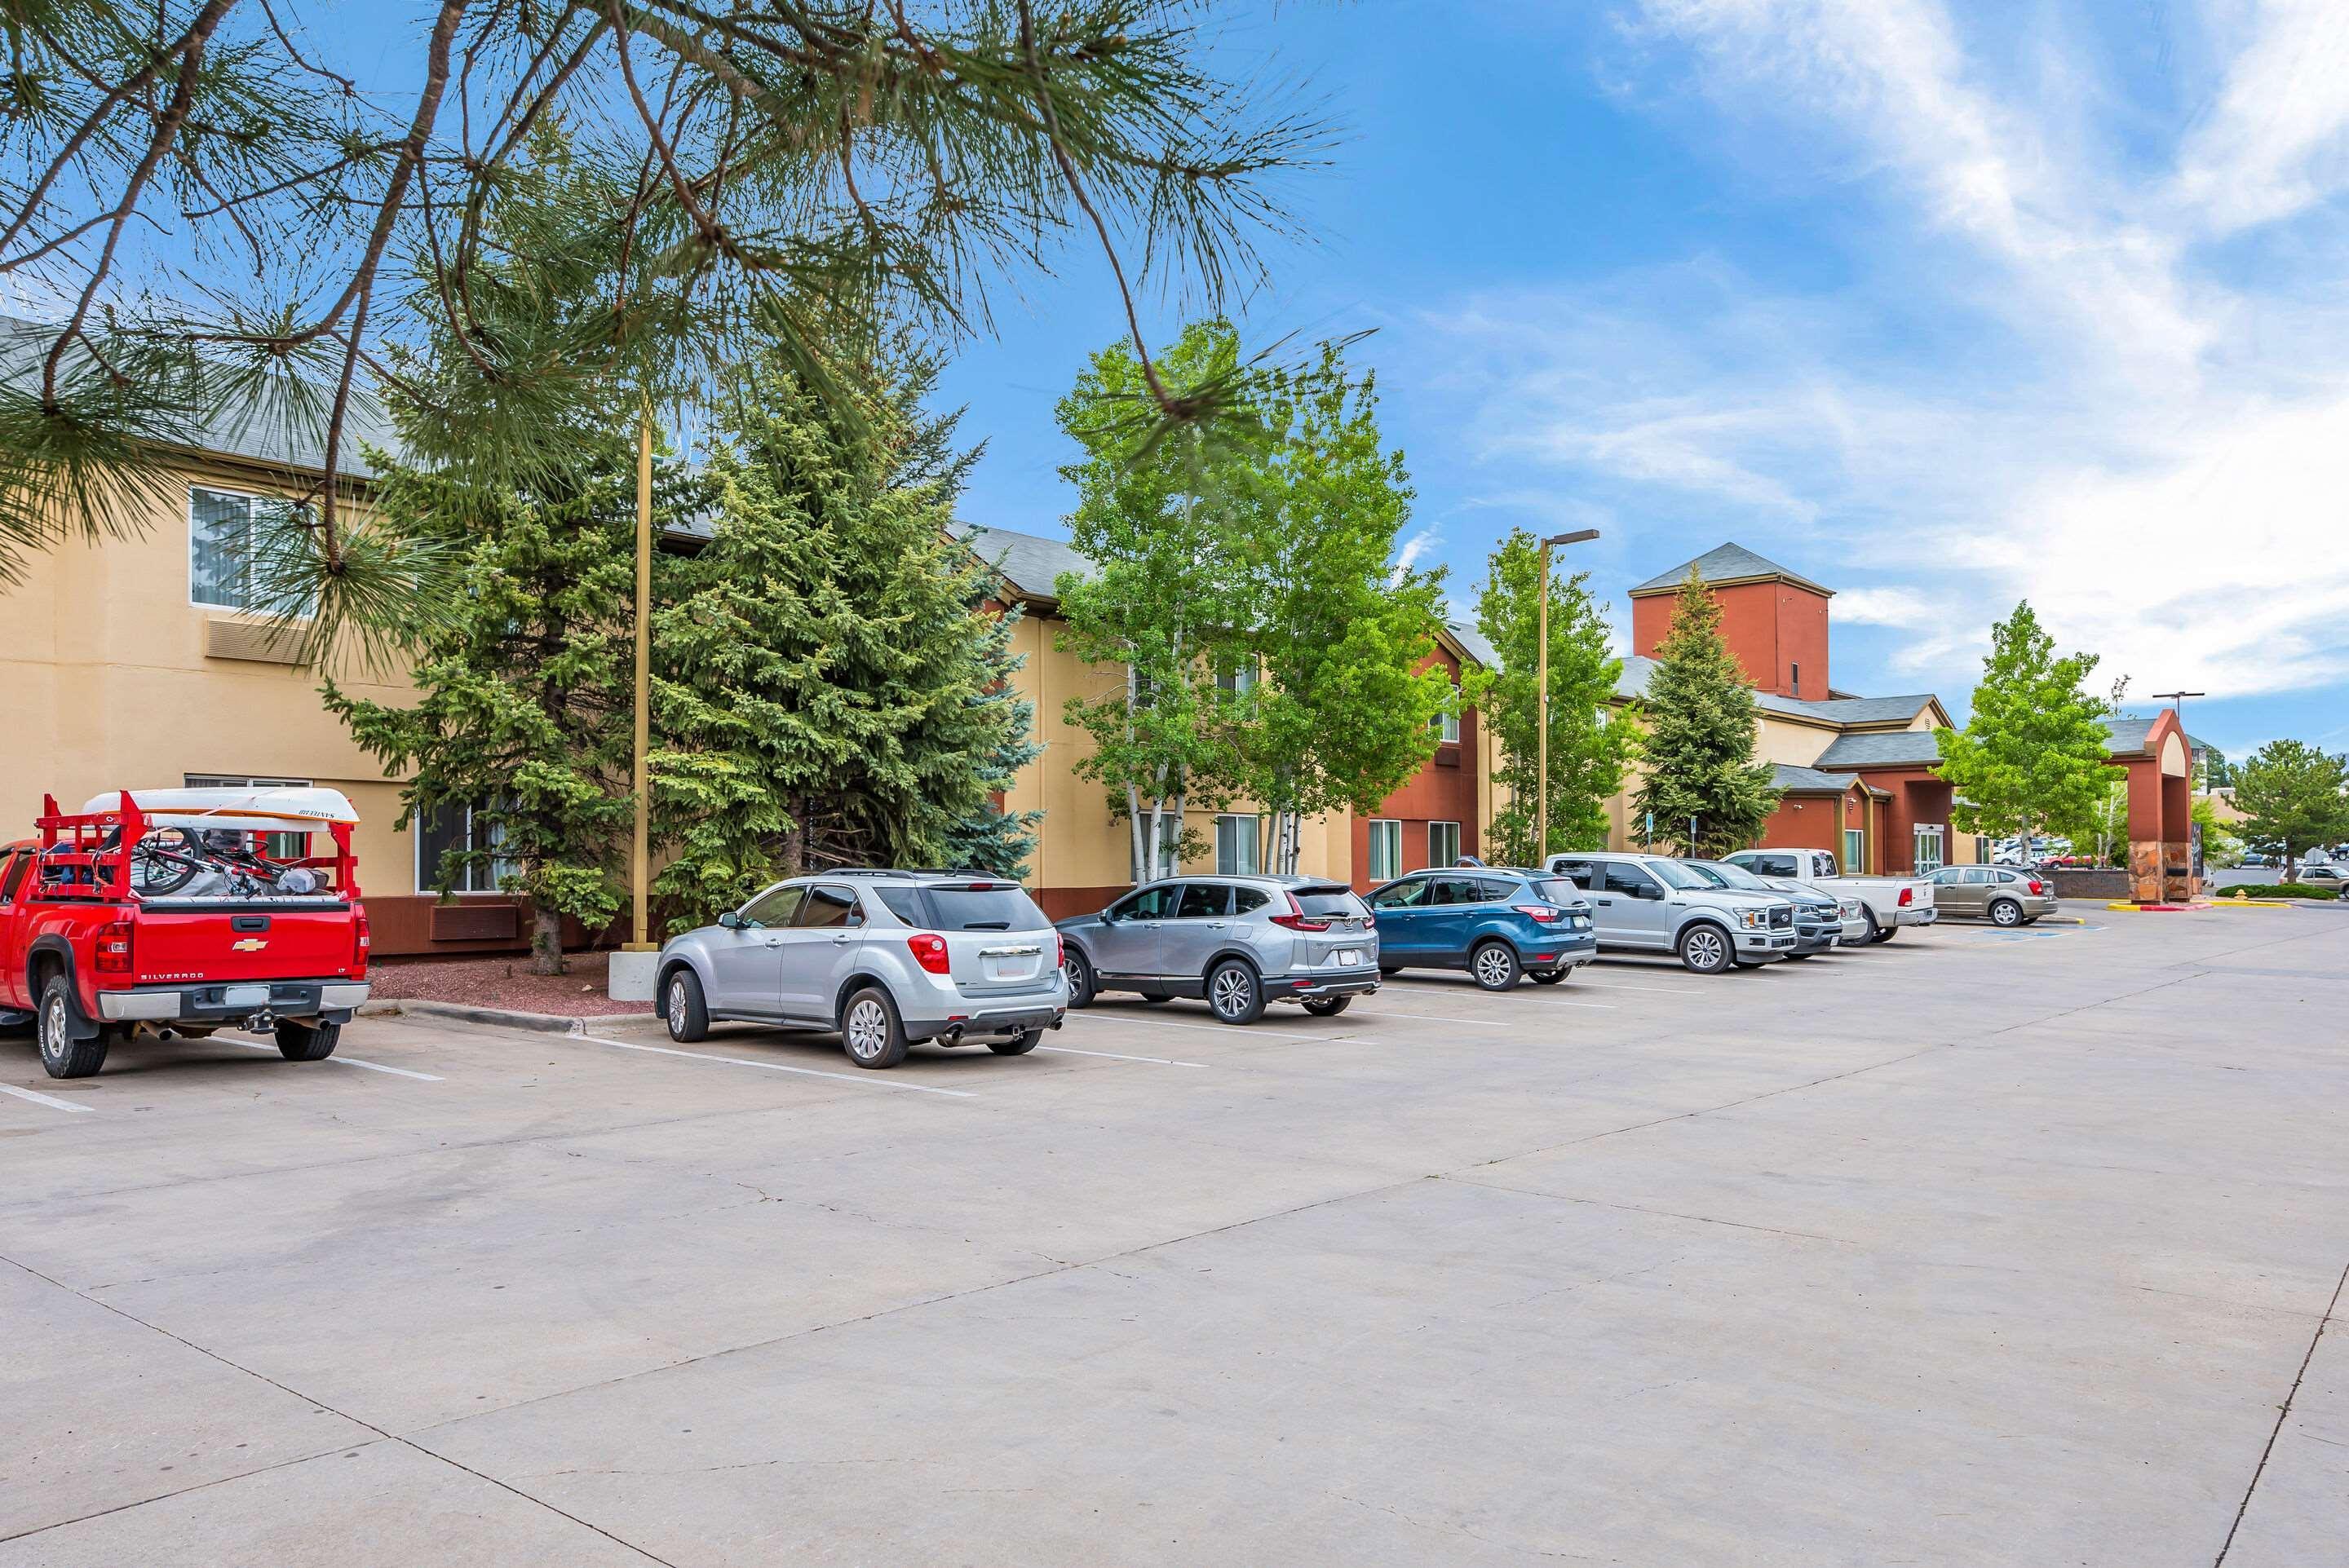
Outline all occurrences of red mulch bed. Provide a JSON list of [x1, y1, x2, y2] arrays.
[[369, 950, 652, 1017]]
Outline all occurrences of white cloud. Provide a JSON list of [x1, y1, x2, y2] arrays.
[[1416, 0, 2349, 710], [1829, 585, 1939, 626], [1391, 526, 1440, 585], [2173, 0, 2349, 232]]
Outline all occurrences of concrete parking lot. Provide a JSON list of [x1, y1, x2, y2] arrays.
[[2, 907, 2344, 1566]]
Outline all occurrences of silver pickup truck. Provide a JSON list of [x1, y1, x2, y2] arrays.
[[1722, 848, 1936, 943], [1546, 851, 1800, 974]]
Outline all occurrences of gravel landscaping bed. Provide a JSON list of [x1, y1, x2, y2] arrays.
[[367, 950, 652, 1017]]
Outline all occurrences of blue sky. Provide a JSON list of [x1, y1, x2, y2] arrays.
[[33, 1, 2345, 762], [928, 0, 2349, 762]]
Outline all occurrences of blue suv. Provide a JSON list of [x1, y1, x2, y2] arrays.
[[1366, 867, 1598, 989]]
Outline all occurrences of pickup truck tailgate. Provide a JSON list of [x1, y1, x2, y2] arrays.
[[132, 900, 362, 984]]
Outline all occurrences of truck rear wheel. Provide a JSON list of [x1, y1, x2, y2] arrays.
[[275, 1019, 341, 1062], [36, 977, 107, 1080]]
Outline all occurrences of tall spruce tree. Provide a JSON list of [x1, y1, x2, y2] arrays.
[[1470, 530, 1639, 862], [1933, 602, 2117, 852], [2231, 740, 2349, 881], [1634, 572, 1779, 857], [651, 356, 1033, 929], [322, 428, 656, 974]]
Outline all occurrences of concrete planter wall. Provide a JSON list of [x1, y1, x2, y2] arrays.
[[2050, 868, 2131, 900]]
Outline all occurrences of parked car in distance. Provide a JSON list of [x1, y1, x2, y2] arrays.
[[1056, 876, 1378, 1023], [1928, 865, 2056, 925], [1680, 860, 1845, 957], [2296, 864, 2348, 887], [1366, 867, 1595, 989], [1545, 851, 1798, 974], [657, 869, 1067, 1069], [1720, 848, 1936, 943]]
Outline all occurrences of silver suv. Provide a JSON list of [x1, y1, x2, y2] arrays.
[[657, 870, 1068, 1069], [1056, 876, 1379, 1023], [1545, 851, 1799, 974]]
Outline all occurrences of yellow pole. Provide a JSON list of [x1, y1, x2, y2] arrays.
[[627, 399, 654, 952], [1537, 544, 1551, 863]]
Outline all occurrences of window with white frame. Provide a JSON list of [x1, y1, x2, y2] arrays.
[[415, 798, 516, 894], [1429, 820, 1462, 868], [1431, 682, 1461, 744], [184, 774, 313, 860], [1843, 828, 1865, 873], [1366, 819, 1402, 882], [1215, 813, 1262, 876], [1216, 662, 1257, 697], [190, 487, 312, 613]]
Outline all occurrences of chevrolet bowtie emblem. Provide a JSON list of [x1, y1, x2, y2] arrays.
[[232, 938, 268, 952]]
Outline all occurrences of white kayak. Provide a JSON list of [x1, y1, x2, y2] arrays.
[[82, 786, 360, 836]]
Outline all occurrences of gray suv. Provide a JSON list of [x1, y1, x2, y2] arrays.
[[657, 870, 1067, 1069], [1546, 851, 1799, 973], [1057, 876, 1379, 1023]]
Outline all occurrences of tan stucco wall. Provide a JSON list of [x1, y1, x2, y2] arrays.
[[1753, 713, 1838, 767], [0, 464, 422, 891]]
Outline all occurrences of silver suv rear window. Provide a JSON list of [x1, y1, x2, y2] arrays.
[[921, 885, 1048, 931], [1294, 886, 1369, 918]]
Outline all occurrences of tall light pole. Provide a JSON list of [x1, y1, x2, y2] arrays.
[[1536, 528, 1602, 861], [628, 399, 655, 955]]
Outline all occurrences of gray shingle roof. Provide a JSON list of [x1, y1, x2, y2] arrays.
[[1445, 619, 1499, 669], [1771, 764, 1865, 793], [1630, 541, 1834, 598], [2102, 714, 2205, 756], [1614, 655, 1936, 727], [949, 521, 1090, 603], [0, 313, 398, 478], [1812, 730, 1947, 768]]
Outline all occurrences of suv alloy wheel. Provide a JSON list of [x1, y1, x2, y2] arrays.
[[1470, 940, 1520, 991], [1206, 960, 1264, 1025]]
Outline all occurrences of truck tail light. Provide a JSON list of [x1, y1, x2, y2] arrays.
[[906, 933, 951, 974], [352, 909, 371, 976], [1512, 903, 1566, 922], [95, 920, 133, 974], [1269, 894, 1331, 933], [1898, 886, 1913, 907]]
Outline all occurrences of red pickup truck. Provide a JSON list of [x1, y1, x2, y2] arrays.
[[2, 788, 371, 1078]]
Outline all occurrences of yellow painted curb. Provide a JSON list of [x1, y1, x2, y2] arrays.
[[2205, 899, 2292, 909]]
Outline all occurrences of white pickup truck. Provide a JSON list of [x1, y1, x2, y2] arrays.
[[1722, 848, 1935, 943]]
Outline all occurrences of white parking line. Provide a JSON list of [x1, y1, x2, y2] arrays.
[[1036, 1044, 1209, 1068], [0, 1081, 95, 1114], [576, 1034, 977, 1098], [1095, 1013, 1331, 1037], [1574, 982, 1706, 996], [1356, 1009, 1518, 1027], [219, 1040, 444, 1080]]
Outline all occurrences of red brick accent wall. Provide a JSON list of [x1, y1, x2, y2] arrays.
[[1631, 578, 1831, 698], [1758, 794, 1843, 855], [1354, 643, 1481, 890]]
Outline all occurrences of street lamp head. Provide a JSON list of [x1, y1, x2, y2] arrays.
[[1543, 528, 1601, 547]]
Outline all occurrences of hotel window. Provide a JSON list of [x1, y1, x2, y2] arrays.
[[1789, 661, 1801, 698], [1215, 814, 1262, 876], [191, 487, 312, 614], [1912, 824, 1945, 875], [184, 774, 313, 861], [1366, 819, 1402, 882], [1433, 691, 1460, 744], [1216, 663, 1257, 697], [416, 798, 517, 894], [1843, 828, 1866, 874], [1429, 821, 1462, 868]]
